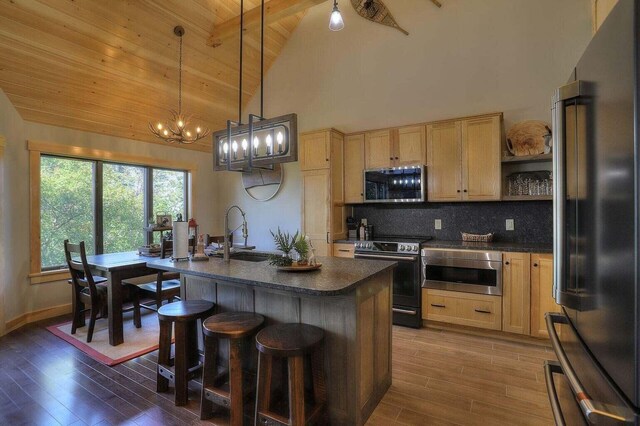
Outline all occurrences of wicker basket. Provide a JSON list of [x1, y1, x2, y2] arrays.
[[461, 232, 494, 242]]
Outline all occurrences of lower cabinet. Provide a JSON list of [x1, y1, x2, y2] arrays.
[[530, 253, 561, 338], [333, 242, 355, 258], [422, 289, 502, 330], [502, 252, 531, 335]]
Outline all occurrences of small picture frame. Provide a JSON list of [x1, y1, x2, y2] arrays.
[[156, 214, 172, 228]]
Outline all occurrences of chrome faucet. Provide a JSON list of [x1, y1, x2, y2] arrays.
[[223, 205, 248, 262]]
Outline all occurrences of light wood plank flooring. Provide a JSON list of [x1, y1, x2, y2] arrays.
[[366, 325, 557, 426], [0, 316, 557, 425]]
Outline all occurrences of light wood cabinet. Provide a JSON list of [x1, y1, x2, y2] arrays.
[[364, 130, 393, 169], [396, 125, 426, 166], [365, 126, 426, 169], [530, 253, 561, 338], [427, 114, 502, 202], [502, 252, 531, 335], [300, 130, 330, 171], [427, 121, 462, 201], [422, 289, 502, 331], [333, 243, 355, 258], [301, 129, 346, 256], [462, 115, 502, 201], [344, 133, 365, 204]]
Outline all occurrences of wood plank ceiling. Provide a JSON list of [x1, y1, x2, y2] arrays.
[[0, 0, 309, 152]]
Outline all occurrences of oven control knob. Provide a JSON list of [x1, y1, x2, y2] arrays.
[[367, 243, 372, 249], [412, 245, 418, 252]]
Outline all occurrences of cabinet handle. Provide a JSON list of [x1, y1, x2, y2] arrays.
[[457, 190, 461, 193], [338, 249, 350, 252], [463, 189, 468, 193], [533, 263, 539, 267], [505, 261, 510, 265], [430, 303, 446, 308], [389, 157, 394, 160], [325, 158, 329, 162], [326, 232, 330, 243], [395, 157, 399, 160], [474, 308, 492, 314], [360, 193, 363, 196]]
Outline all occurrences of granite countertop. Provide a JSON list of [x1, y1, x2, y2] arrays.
[[146, 255, 396, 296], [334, 239, 552, 253]]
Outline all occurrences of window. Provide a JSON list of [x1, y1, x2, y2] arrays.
[[38, 154, 189, 271]]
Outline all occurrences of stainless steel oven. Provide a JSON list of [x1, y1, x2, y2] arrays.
[[421, 248, 503, 296], [354, 237, 426, 328]]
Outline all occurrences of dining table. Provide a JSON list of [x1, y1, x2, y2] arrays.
[[84, 251, 156, 346]]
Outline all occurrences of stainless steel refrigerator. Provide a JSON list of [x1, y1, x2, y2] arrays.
[[546, 0, 640, 424]]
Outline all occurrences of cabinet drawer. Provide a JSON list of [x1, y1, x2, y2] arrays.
[[333, 243, 355, 258], [422, 289, 502, 330]]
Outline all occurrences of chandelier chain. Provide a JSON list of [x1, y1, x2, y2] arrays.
[[178, 33, 183, 116]]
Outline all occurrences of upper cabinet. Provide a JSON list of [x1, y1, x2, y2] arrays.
[[300, 130, 330, 171], [344, 133, 365, 204], [365, 126, 426, 169], [427, 113, 502, 202], [364, 130, 393, 169], [396, 125, 426, 166]]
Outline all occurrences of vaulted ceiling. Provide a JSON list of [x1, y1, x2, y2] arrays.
[[0, 0, 321, 151]]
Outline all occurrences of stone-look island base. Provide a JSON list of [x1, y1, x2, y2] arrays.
[[147, 256, 396, 425]]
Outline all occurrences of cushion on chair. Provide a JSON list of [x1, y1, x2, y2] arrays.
[[137, 279, 181, 294]]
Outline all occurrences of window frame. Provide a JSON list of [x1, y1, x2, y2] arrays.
[[28, 140, 197, 284]]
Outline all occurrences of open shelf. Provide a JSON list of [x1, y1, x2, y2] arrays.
[[502, 153, 552, 163], [502, 195, 552, 201]]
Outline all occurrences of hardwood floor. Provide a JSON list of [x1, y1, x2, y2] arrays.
[[0, 316, 557, 425]]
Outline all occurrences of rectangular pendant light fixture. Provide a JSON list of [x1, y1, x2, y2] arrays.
[[213, 113, 298, 172]]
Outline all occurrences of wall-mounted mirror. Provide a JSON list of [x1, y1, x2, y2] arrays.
[[241, 164, 283, 202]]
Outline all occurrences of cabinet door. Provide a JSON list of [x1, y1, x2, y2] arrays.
[[502, 252, 531, 334], [301, 169, 330, 256], [330, 131, 347, 240], [426, 121, 462, 201], [395, 126, 426, 166], [530, 253, 561, 338], [300, 131, 330, 171], [364, 130, 393, 169], [333, 243, 354, 258], [344, 134, 365, 204], [461, 116, 501, 200]]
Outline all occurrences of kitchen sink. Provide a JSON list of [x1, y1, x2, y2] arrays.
[[229, 252, 270, 262]]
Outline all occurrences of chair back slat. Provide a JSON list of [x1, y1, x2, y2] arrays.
[[64, 240, 100, 296]]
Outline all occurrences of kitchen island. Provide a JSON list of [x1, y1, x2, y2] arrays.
[[146, 255, 396, 425]]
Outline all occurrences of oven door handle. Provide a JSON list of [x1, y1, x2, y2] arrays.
[[392, 307, 418, 315], [355, 253, 418, 262], [546, 312, 636, 423]]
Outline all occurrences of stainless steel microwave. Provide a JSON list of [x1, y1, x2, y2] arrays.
[[363, 165, 426, 203]]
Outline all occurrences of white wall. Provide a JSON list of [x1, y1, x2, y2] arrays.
[[214, 0, 593, 249], [0, 89, 218, 326]]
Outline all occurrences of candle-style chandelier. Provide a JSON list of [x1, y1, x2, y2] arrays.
[[213, 0, 298, 172], [149, 26, 210, 144]]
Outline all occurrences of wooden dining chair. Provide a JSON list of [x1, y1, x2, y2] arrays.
[[126, 237, 195, 312], [64, 240, 142, 343]]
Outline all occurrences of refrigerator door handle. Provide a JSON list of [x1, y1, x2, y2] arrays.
[[546, 312, 637, 423], [543, 360, 567, 426], [552, 88, 566, 305]]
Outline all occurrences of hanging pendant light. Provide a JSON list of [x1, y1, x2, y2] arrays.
[[149, 26, 209, 144], [329, 0, 345, 31], [213, 0, 298, 172]]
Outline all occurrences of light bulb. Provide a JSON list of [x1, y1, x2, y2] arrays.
[[266, 134, 272, 147], [177, 120, 184, 128], [186, 131, 192, 137], [253, 136, 259, 147], [223, 142, 228, 154], [157, 123, 163, 130], [163, 129, 169, 136], [196, 127, 201, 134], [242, 139, 248, 150], [329, 2, 344, 31], [232, 140, 238, 152], [276, 131, 284, 145]]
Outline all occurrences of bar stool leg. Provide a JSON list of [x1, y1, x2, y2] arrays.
[[311, 347, 326, 407], [157, 319, 172, 393], [174, 321, 189, 406], [200, 334, 218, 420], [288, 355, 305, 426], [255, 351, 273, 424], [229, 338, 243, 426]]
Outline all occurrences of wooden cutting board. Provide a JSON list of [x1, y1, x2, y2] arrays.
[[506, 121, 552, 156]]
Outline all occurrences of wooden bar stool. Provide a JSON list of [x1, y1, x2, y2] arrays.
[[254, 323, 326, 426], [157, 300, 216, 406], [200, 312, 265, 424]]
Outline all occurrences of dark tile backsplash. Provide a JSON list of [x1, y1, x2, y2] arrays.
[[352, 201, 552, 244]]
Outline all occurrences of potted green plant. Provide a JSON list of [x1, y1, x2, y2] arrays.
[[268, 228, 297, 267]]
